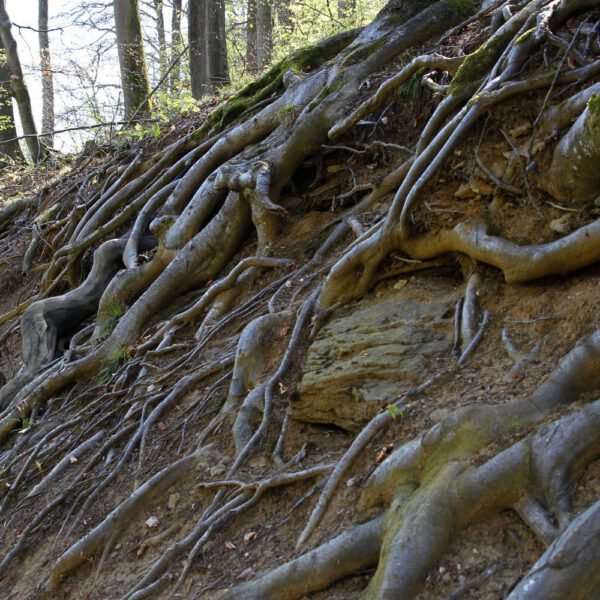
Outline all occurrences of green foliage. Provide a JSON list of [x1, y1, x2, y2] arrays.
[[152, 89, 200, 121], [277, 103, 299, 125], [396, 69, 427, 110], [99, 346, 129, 383]]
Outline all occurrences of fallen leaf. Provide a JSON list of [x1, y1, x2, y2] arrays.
[[136, 543, 147, 559], [157, 422, 167, 432], [225, 540, 236, 550], [244, 531, 257, 543], [236, 567, 254, 580]]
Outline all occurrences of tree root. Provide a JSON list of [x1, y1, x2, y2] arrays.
[[229, 327, 600, 599]]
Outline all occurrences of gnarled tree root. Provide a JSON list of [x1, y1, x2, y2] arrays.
[[225, 328, 600, 598]]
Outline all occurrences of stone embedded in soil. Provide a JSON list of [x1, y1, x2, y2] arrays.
[[292, 296, 453, 430]]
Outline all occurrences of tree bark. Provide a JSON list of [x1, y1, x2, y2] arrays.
[[275, 0, 293, 32], [153, 0, 167, 85], [256, 0, 272, 70], [0, 0, 42, 162], [169, 0, 182, 92], [189, 0, 229, 99], [0, 36, 23, 164], [38, 0, 54, 147], [113, 0, 152, 120], [246, 0, 258, 73]]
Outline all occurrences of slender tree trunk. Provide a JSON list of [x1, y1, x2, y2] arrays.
[[210, 0, 229, 88], [169, 0, 182, 92], [38, 0, 54, 147], [0, 0, 42, 162], [0, 37, 23, 165], [189, 0, 207, 98], [153, 0, 168, 84], [113, 0, 152, 120], [256, 0, 272, 70], [189, 0, 229, 99], [275, 0, 293, 32], [246, 0, 258, 73]]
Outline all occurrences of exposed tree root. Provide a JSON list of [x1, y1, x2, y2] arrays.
[[3, 1, 600, 598]]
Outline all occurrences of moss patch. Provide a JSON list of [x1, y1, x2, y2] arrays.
[[202, 45, 327, 132], [448, 33, 509, 95], [586, 92, 600, 145], [341, 38, 387, 68]]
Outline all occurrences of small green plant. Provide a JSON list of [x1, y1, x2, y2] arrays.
[[387, 404, 404, 420], [98, 303, 124, 337], [396, 69, 427, 110], [97, 346, 129, 383], [107, 347, 128, 372], [277, 103, 299, 125]]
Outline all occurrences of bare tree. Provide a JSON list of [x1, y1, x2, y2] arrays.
[[39, 0, 55, 147], [0, 0, 42, 161], [0, 37, 23, 164], [113, 0, 152, 119], [189, 0, 229, 99]]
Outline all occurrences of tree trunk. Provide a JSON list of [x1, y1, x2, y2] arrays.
[[153, 0, 167, 85], [189, 0, 229, 99], [256, 0, 272, 70], [0, 0, 42, 162], [38, 0, 54, 148], [246, 0, 258, 73], [0, 36, 23, 164], [275, 0, 293, 32], [113, 0, 152, 120], [169, 0, 182, 92]]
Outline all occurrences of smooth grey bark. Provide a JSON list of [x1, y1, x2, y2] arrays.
[[169, 0, 182, 91], [38, 0, 54, 147], [153, 0, 168, 83], [189, 0, 230, 98], [256, 0, 272, 70], [246, 0, 258, 73], [0, 0, 42, 162], [113, 0, 152, 119], [275, 0, 293, 31], [536, 92, 600, 206], [0, 36, 23, 164]]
